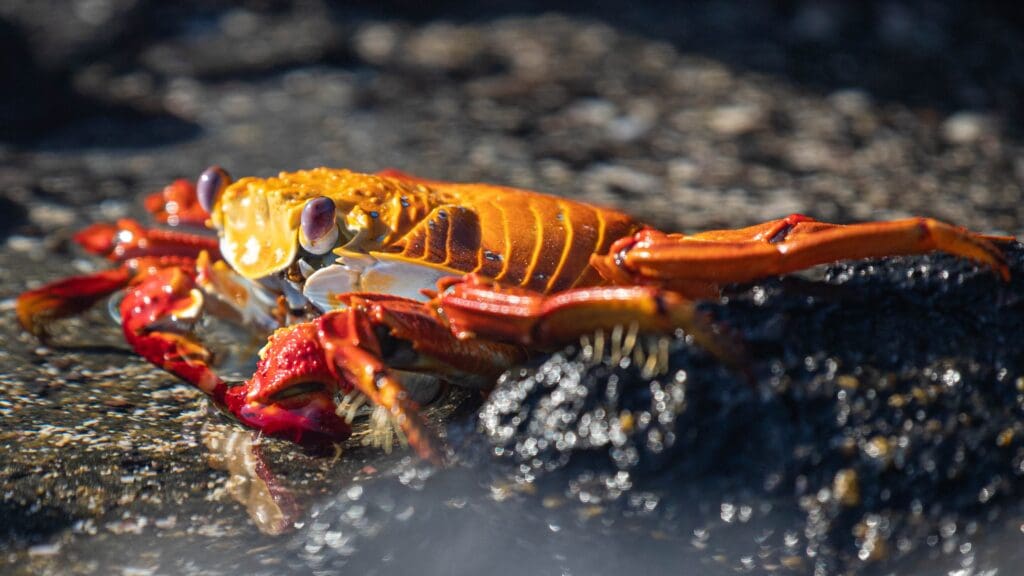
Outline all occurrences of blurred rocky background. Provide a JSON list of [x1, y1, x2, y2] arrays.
[[1, 1, 1023, 575]]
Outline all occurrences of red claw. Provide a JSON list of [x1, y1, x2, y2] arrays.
[[228, 323, 351, 447], [120, 267, 222, 395], [122, 272, 351, 447], [225, 386, 351, 448]]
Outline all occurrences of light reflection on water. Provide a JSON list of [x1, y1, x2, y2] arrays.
[[202, 425, 300, 536]]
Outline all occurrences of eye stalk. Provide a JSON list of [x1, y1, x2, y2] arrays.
[[300, 196, 340, 255], [197, 166, 232, 214]]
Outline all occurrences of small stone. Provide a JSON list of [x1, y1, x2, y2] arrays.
[[828, 89, 871, 115], [708, 104, 763, 136], [354, 23, 399, 64], [942, 112, 989, 144]]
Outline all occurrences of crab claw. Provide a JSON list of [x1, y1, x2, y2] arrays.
[[240, 294, 527, 464], [120, 266, 222, 395], [227, 323, 351, 447], [120, 266, 350, 447]]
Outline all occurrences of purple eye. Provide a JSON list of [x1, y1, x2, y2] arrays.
[[197, 166, 231, 214], [300, 196, 339, 254]]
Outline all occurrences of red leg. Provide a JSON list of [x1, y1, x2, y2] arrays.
[[434, 275, 741, 366], [591, 216, 1011, 293], [75, 218, 219, 262], [144, 178, 210, 227], [16, 267, 132, 337]]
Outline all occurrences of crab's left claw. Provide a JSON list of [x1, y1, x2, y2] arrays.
[[18, 217, 221, 340], [120, 266, 222, 395]]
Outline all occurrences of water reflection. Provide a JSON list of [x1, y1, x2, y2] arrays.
[[202, 424, 301, 536]]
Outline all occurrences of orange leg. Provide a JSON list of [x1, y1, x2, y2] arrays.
[[435, 275, 740, 366], [317, 304, 448, 464], [591, 215, 1011, 293]]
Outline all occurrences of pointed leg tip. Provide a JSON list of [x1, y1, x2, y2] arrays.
[[976, 239, 1011, 282], [998, 264, 1011, 282], [15, 293, 59, 340], [413, 439, 446, 467]]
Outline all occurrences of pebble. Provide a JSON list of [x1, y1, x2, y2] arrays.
[[708, 104, 764, 136], [942, 112, 990, 145]]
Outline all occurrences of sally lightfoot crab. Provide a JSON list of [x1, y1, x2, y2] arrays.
[[16, 167, 1012, 462]]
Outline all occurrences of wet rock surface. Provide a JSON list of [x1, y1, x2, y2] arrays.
[[1, 1, 1023, 575], [481, 247, 1024, 574]]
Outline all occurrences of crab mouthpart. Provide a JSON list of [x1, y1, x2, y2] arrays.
[[267, 379, 330, 403]]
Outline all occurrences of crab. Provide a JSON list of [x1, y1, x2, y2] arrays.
[[17, 167, 1012, 463]]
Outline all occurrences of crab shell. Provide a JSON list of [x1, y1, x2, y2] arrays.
[[210, 168, 440, 280]]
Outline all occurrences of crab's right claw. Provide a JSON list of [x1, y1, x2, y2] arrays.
[[16, 267, 133, 338], [240, 304, 442, 460], [228, 322, 352, 447]]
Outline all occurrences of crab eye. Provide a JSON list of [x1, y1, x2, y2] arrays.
[[300, 196, 339, 254], [197, 165, 231, 214]]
